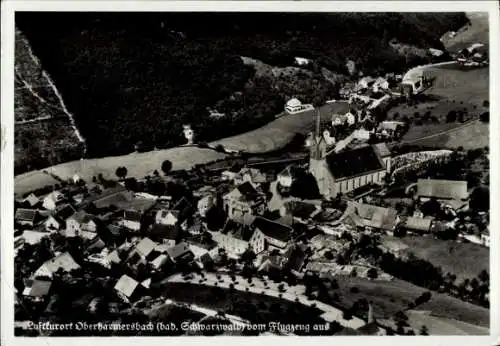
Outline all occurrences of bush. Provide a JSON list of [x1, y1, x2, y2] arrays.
[[480, 112, 489, 123], [350, 286, 360, 293], [446, 110, 457, 123], [483, 100, 489, 107]]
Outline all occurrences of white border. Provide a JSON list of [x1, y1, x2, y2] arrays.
[[2, 1, 499, 346]]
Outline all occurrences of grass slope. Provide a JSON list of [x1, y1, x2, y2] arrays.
[[210, 102, 349, 153], [381, 236, 489, 282], [333, 276, 489, 330], [14, 146, 227, 196], [441, 12, 489, 53]]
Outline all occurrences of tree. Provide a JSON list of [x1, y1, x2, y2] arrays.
[[419, 325, 429, 335], [161, 160, 173, 175], [115, 166, 128, 180], [478, 269, 489, 283], [367, 268, 378, 280]]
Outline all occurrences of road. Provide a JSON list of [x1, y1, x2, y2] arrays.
[[164, 272, 366, 330]]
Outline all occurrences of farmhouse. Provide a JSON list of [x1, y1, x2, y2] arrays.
[[252, 216, 293, 253], [212, 219, 261, 257], [346, 202, 399, 232], [308, 111, 391, 199], [122, 210, 143, 231], [66, 211, 98, 239], [15, 208, 39, 227], [223, 182, 266, 220], [416, 179, 468, 202], [114, 275, 144, 303], [34, 252, 80, 278], [42, 191, 66, 211]]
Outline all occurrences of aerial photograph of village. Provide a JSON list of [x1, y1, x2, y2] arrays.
[[12, 11, 490, 336]]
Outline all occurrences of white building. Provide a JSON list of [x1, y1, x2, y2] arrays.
[[42, 191, 65, 211], [285, 98, 304, 113]]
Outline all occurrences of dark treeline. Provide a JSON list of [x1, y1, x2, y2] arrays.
[[16, 12, 468, 162]]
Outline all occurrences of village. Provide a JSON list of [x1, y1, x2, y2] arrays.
[[13, 33, 490, 336]]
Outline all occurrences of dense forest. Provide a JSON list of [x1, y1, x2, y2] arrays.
[[15, 12, 468, 165]]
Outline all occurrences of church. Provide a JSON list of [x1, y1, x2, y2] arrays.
[[308, 110, 391, 199]]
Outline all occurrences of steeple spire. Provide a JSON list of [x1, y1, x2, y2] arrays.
[[315, 108, 321, 139]]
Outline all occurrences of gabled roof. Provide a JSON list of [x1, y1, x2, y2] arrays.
[[238, 167, 267, 183], [114, 275, 139, 298], [23, 279, 52, 297], [45, 191, 65, 203], [252, 217, 293, 243], [157, 209, 179, 220], [417, 179, 468, 200], [326, 145, 385, 180], [151, 254, 168, 269], [402, 216, 433, 232], [41, 252, 80, 274], [221, 219, 255, 241], [55, 204, 76, 220], [15, 208, 37, 222], [23, 194, 40, 207], [372, 142, 391, 158], [150, 224, 180, 240], [124, 210, 142, 222], [349, 202, 398, 231], [135, 237, 157, 258], [71, 210, 96, 225], [166, 242, 191, 259], [172, 197, 193, 214], [225, 182, 261, 202]]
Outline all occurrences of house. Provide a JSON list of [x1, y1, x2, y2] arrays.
[[252, 217, 293, 253], [285, 98, 303, 113], [114, 275, 143, 303], [400, 216, 433, 234], [15, 208, 39, 227], [211, 219, 259, 257], [171, 197, 194, 228], [417, 179, 468, 202], [481, 229, 490, 247], [84, 237, 106, 254], [166, 242, 194, 263], [23, 193, 40, 208], [72, 174, 82, 184], [372, 77, 389, 92], [42, 191, 66, 211], [280, 200, 320, 222], [22, 278, 52, 302], [45, 204, 77, 231], [347, 202, 399, 232], [134, 237, 157, 259], [357, 76, 375, 90], [223, 182, 266, 220], [66, 211, 98, 239], [283, 244, 307, 272], [197, 194, 215, 217], [198, 253, 215, 270], [123, 210, 143, 231], [151, 254, 169, 270], [277, 165, 300, 189], [234, 167, 267, 186], [34, 252, 80, 278], [294, 57, 311, 66], [155, 209, 179, 226], [149, 224, 180, 247]]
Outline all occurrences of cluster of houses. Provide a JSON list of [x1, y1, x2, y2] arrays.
[[14, 121, 488, 333]]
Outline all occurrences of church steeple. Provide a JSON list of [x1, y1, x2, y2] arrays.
[[310, 109, 327, 160]]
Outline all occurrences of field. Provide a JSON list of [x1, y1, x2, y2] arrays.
[[14, 146, 227, 196], [389, 62, 489, 148], [333, 276, 426, 320], [441, 12, 489, 53], [332, 276, 489, 332], [406, 120, 489, 149], [381, 235, 489, 282], [210, 102, 349, 153], [405, 310, 488, 335]]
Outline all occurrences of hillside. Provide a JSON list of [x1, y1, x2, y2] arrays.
[[15, 12, 468, 173], [441, 12, 489, 53]]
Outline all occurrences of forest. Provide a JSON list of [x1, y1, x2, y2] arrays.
[[15, 12, 468, 165]]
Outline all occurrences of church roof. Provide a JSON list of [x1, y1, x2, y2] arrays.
[[325, 145, 385, 180]]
